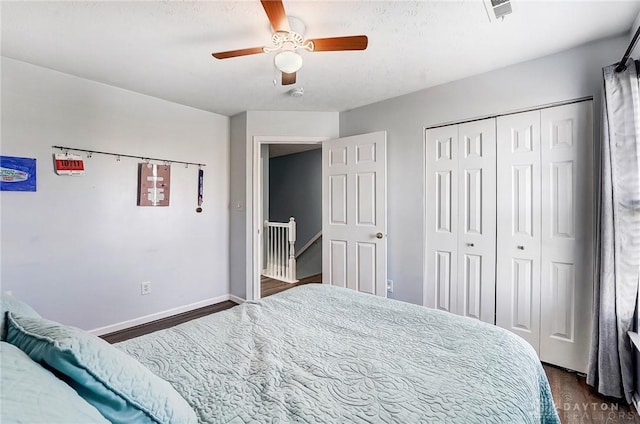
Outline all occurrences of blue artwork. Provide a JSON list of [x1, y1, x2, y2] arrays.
[[1, 156, 37, 192]]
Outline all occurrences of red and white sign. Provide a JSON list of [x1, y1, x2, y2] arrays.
[[54, 153, 85, 176]]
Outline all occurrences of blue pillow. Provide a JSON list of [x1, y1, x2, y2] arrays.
[[1, 294, 40, 340], [6, 313, 198, 424], [1, 341, 109, 423]]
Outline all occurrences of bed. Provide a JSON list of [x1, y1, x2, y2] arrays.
[[1, 284, 560, 423]]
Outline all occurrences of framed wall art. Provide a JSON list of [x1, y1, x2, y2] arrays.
[[138, 163, 171, 206], [0, 156, 37, 192]]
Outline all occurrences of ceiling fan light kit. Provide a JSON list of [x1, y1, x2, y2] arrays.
[[211, 0, 368, 86], [274, 50, 303, 73]]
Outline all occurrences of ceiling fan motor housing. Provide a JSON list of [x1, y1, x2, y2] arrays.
[[211, 0, 369, 86]]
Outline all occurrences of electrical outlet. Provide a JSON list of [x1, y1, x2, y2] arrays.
[[141, 282, 151, 295], [387, 279, 394, 293]]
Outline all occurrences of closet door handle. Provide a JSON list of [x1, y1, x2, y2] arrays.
[[466, 243, 474, 247], [517, 245, 525, 250]]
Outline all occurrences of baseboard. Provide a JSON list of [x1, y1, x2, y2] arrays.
[[88, 294, 233, 336], [229, 294, 245, 304]]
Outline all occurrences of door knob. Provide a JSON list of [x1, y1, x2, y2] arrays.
[[376, 232, 384, 239], [517, 245, 525, 250], [467, 243, 475, 247]]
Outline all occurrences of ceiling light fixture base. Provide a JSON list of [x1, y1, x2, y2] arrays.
[[263, 31, 313, 54]]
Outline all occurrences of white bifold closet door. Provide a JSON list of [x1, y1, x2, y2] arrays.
[[425, 118, 496, 323], [539, 102, 594, 373], [496, 101, 593, 373], [495, 110, 542, 351]]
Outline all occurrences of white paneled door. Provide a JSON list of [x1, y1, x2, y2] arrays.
[[539, 102, 593, 373], [425, 125, 459, 314], [457, 120, 497, 323], [425, 100, 593, 373], [322, 131, 387, 296], [425, 118, 496, 323], [495, 101, 593, 373], [496, 110, 542, 352]]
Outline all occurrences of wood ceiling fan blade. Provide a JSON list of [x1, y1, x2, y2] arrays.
[[282, 72, 296, 85], [308, 35, 368, 52], [211, 47, 265, 59], [260, 0, 290, 33]]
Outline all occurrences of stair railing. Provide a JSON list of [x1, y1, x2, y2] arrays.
[[262, 217, 298, 283]]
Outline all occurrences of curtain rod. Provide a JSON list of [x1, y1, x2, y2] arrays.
[[615, 24, 640, 73], [51, 145, 207, 167]]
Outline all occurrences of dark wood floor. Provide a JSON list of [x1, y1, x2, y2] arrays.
[[261, 273, 321, 298], [543, 364, 640, 423], [100, 300, 237, 344], [102, 275, 321, 344]]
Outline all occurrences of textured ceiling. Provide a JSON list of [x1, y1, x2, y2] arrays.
[[2, 1, 639, 116]]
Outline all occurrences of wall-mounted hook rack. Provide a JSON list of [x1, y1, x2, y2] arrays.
[[51, 145, 207, 168]]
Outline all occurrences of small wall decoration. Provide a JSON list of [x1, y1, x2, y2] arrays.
[[54, 153, 85, 176], [138, 163, 171, 206], [196, 168, 204, 213], [0, 156, 37, 192]]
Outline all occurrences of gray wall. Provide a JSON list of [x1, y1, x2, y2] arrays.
[[269, 148, 322, 251], [229, 111, 339, 299], [339, 35, 628, 306], [261, 144, 270, 268], [261, 144, 270, 224], [296, 240, 322, 280], [229, 112, 247, 302], [1, 57, 230, 330]]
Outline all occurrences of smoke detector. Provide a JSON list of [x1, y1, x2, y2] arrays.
[[288, 87, 304, 97]]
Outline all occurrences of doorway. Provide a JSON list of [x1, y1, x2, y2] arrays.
[[248, 132, 388, 302], [249, 136, 327, 301], [261, 142, 323, 298]]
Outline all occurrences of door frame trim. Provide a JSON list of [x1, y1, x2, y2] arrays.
[[247, 135, 328, 301]]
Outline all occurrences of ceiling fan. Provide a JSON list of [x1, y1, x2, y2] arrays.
[[211, 0, 368, 86]]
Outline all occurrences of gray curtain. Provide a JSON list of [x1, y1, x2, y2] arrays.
[[587, 58, 640, 403]]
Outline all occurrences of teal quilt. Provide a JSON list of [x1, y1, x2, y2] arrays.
[[117, 284, 560, 423]]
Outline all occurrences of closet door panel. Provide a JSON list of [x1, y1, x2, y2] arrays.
[[496, 110, 541, 352], [425, 126, 458, 313], [457, 119, 496, 323], [539, 101, 593, 373]]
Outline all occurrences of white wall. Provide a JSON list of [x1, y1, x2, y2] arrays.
[[339, 35, 628, 306], [1, 57, 230, 330], [228, 111, 338, 299]]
